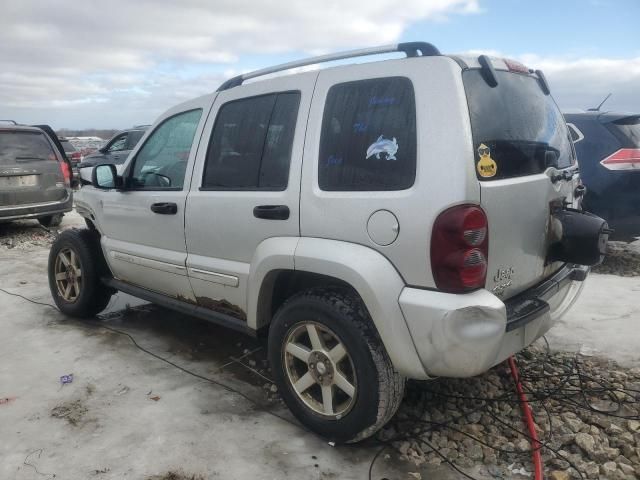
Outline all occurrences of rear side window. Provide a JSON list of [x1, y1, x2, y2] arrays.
[[463, 69, 575, 181], [566, 123, 584, 143], [606, 116, 640, 147], [202, 92, 300, 190], [0, 131, 56, 165], [319, 77, 416, 191]]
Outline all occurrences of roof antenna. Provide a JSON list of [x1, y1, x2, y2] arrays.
[[588, 93, 611, 111]]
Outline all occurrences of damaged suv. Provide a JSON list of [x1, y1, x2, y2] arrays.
[[48, 42, 609, 443]]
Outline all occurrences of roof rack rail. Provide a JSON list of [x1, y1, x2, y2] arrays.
[[0, 119, 18, 125], [132, 124, 151, 128], [217, 41, 440, 91]]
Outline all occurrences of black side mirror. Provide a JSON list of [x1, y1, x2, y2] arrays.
[[92, 164, 121, 189]]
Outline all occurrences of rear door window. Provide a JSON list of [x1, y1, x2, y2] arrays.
[[463, 70, 575, 180], [202, 92, 300, 190], [318, 77, 416, 191], [0, 131, 56, 165]]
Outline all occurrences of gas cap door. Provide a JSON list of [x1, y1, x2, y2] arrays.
[[367, 210, 399, 246]]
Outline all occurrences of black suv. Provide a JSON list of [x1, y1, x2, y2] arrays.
[[565, 112, 640, 238], [78, 125, 149, 183], [0, 121, 73, 227]]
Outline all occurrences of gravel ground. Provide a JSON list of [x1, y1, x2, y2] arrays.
[[593, 241, 640, 277], [377, 344, 640, 479], [0, 212, 83, 251]]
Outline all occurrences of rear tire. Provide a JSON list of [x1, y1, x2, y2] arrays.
[[48, 229, 114, 318], [268, 287, 405, 443], [39, 213, 63, 228]]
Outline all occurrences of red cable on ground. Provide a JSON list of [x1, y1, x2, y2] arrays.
[[508, 355, 544, 480]]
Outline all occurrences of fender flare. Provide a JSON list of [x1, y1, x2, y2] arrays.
[[247, 237, 428, 379]]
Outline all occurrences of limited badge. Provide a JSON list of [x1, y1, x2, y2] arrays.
[[476, 143, 497, 178]]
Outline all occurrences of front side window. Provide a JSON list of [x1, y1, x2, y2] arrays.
[[107, 134, 128, 152], [130, 109, 202, 189], [203, 92, 300, 190], [319, 77, 417, 191]]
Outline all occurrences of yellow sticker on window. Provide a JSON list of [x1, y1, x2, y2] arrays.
[[476, 143, 497, 178]]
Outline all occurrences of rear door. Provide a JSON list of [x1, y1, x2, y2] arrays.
[[0, 129, 67, 208], [184, 73, 315, 318], [462, 66, 578, 299]]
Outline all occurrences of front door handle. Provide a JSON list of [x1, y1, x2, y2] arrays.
[[253, 205, 290, 220], [150, 202, 178, 215]]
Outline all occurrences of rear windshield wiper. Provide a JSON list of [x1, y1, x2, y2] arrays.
[[15, 156, 46, 162]]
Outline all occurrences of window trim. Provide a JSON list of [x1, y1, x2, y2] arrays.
[[199, 90, 301, 192], [566, 123, 584, 144], [124, 108, 203, 191], [317, 76, 417, 192]]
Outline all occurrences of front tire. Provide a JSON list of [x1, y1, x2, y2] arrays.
[[268, 288, 405, 443], [48, 229, 114, 318]]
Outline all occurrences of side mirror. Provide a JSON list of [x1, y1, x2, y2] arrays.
[[92, 164, 121, 189]]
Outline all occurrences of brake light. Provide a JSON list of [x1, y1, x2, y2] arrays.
[[70, 151, 83, 162], [600, 148, 640, 171], [503, 58, 529, 74], [59, 160, 71, 187], [431, 205, 488, 293]]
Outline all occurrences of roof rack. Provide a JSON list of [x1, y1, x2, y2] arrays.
[[0, 119, 18, 125], [217, 41, 440, 91], [132, 124, 151, 128]]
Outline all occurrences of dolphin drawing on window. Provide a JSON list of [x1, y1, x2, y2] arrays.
[[366, 135, 398, 161]]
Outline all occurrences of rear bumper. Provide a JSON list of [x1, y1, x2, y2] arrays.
[[399, 264, 588, 378], [0, 192, 73, 222]]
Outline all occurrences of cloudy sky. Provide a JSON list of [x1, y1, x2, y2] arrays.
[[1, 0, 638, 129]]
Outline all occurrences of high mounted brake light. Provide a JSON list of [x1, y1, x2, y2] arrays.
[[600, 148, 640, 171], [431, 205, 489, 293], [503, 58, 529, 74]]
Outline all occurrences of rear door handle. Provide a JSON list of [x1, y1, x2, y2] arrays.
[[150, 202, 178, 215], [253, 205, 290, 220]]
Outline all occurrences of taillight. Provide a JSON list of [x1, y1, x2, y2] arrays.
[[431, 205, 489, 293], [600, 148, 640, 171], [59, 161, 71, 187], [503, 58, 529, 74], [71, 152, 83, 162]]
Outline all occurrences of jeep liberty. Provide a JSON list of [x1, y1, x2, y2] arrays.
[[48, 43, 609, 442]]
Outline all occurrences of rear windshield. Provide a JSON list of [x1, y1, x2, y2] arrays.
[[0, 131, 56, 165], [463, 69, 574, 181], [606, 116, 640, 147]]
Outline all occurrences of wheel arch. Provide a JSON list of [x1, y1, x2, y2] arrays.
[[248, 237, 427, 379]]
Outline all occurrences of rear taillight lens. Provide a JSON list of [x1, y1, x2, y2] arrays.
[[431, 205, 489, 293], [71, 152, 83, 162], [600, 148, 640, 171], [59, 161, 71, 187]]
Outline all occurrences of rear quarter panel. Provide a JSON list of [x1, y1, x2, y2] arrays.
[[300, 56, 479, 288]]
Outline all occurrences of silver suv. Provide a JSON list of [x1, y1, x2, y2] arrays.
[[48, 43, 609, 443]]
